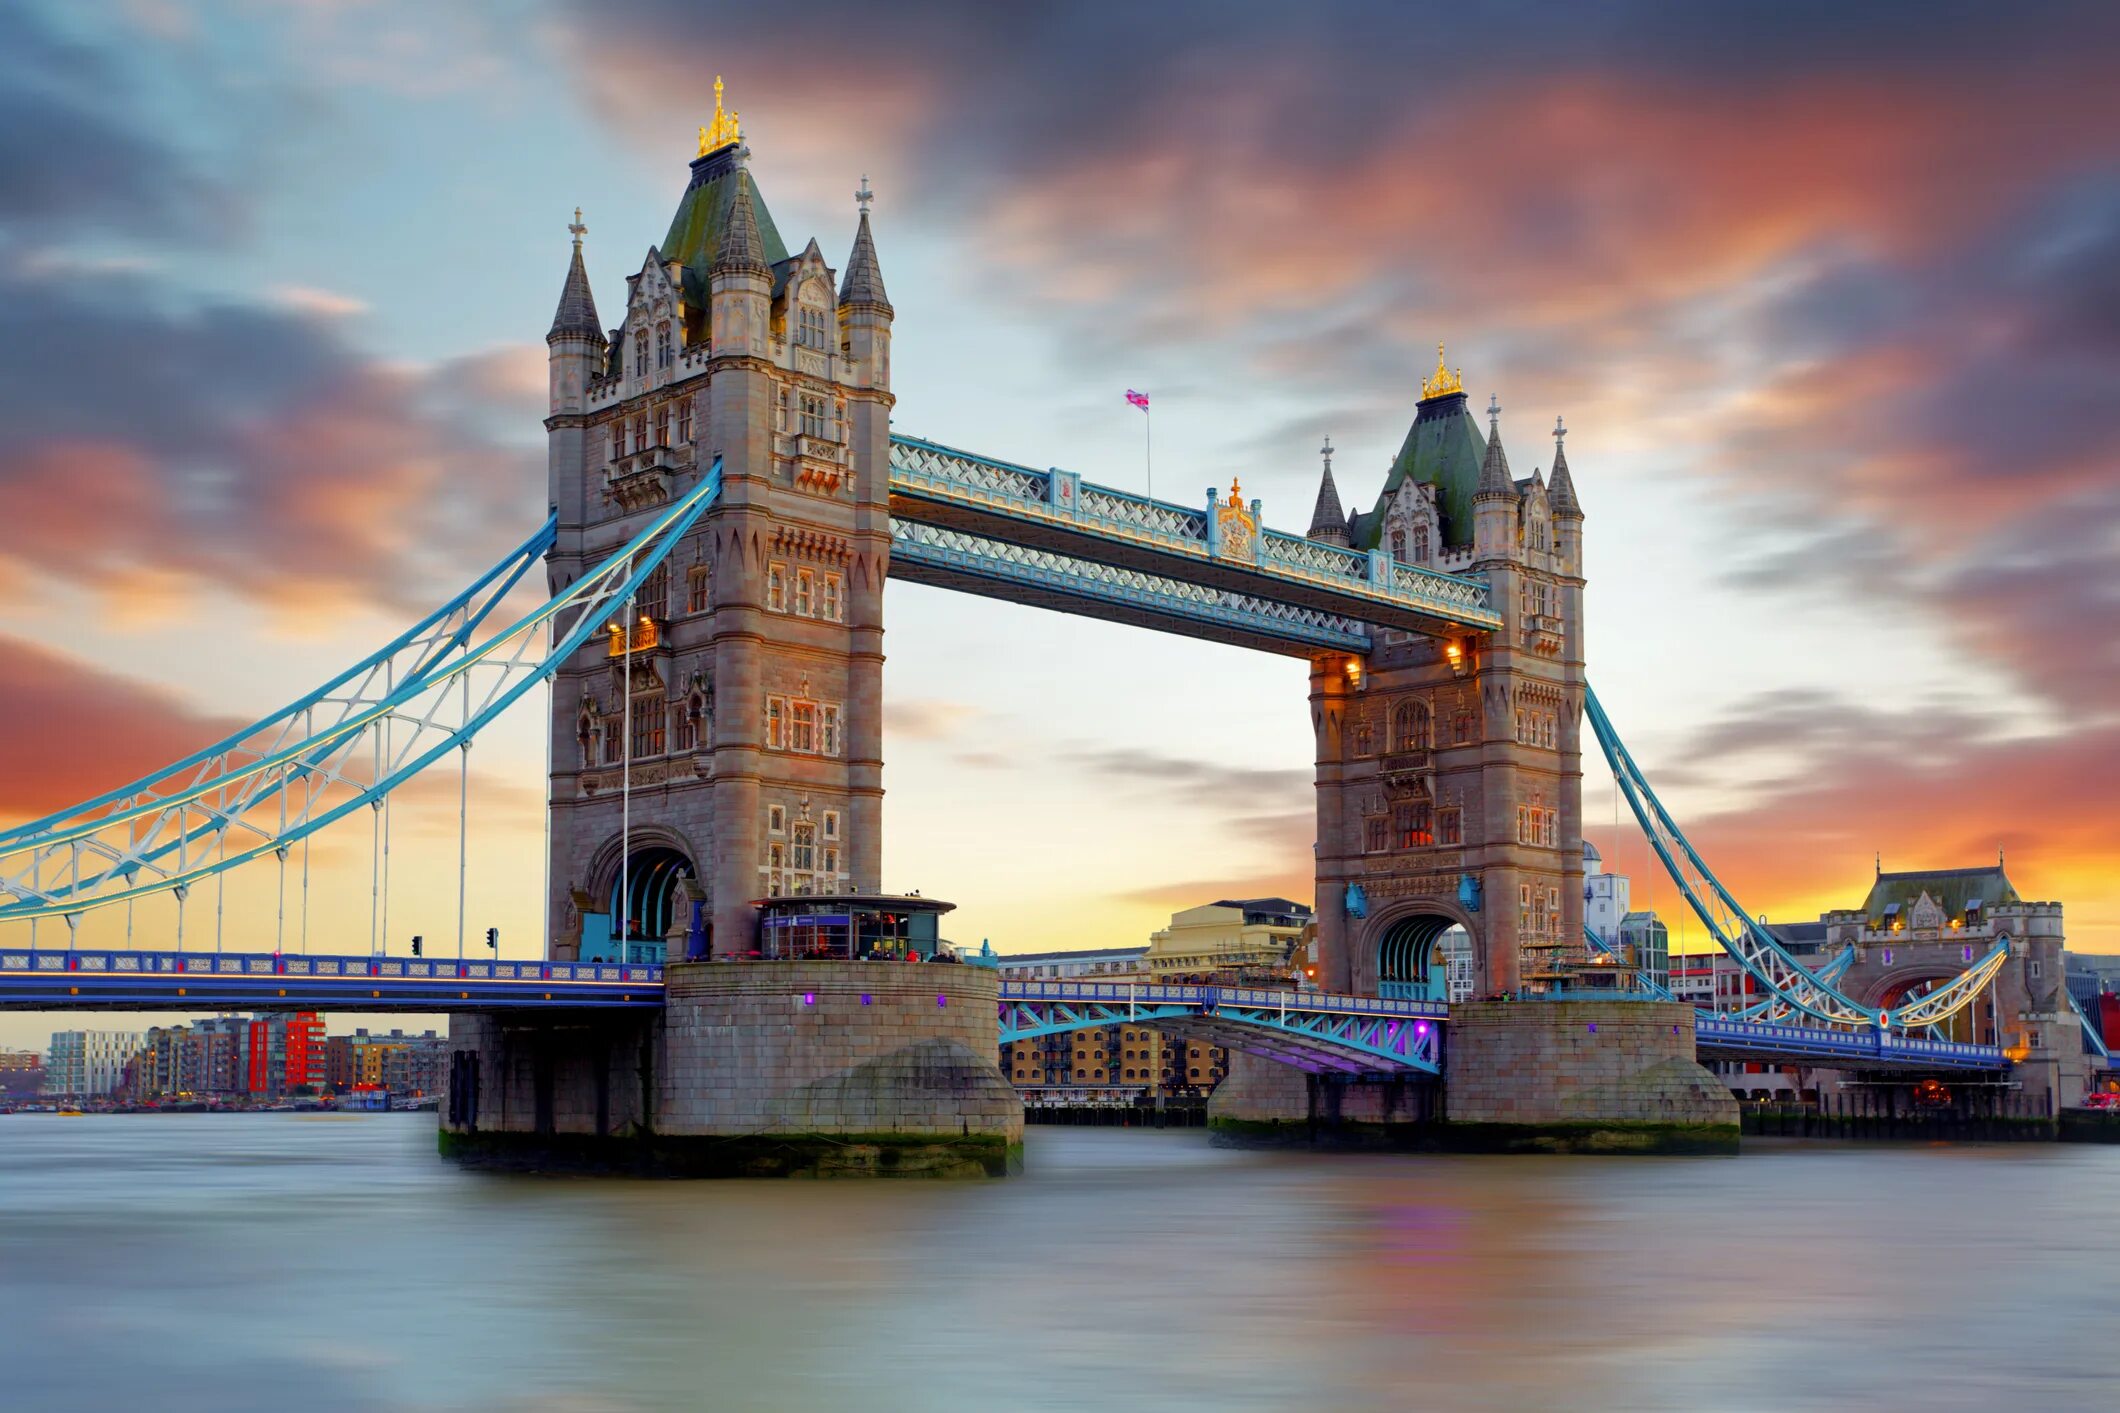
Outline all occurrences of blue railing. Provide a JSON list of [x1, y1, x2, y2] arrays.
[[0, 948, 664, 1010]]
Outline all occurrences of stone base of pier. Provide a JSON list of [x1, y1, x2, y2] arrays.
[[439, 962, 1022, 1178], [1209, 999, 1737, 1155]]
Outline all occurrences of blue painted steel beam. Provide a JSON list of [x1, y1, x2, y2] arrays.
[[890, 519, 1373, 657], [1695, 1017, 2008, 1072], [0, 949, 663, 1012], [888, 434, 1501, 639]]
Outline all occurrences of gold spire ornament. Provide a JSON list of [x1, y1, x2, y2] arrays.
[[1421, 342, 1464, 399], [698, 75, 742, 155]]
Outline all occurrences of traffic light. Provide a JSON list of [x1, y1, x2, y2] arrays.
[[411, 935, 423, 957], [485, 927, 499, 951]]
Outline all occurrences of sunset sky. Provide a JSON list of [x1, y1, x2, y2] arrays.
[[3, 2, 2117, 1046]]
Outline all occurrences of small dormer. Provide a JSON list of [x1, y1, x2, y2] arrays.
[[1384, 480, 1441, 565], [772, 237, 838, 359], [620, 249, 683, 386]]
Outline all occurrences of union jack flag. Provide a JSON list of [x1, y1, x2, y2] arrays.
[[1124, 389, 1150, 410]]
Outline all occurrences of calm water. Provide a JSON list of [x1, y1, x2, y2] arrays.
[[1, 1116, 2116, 1412]]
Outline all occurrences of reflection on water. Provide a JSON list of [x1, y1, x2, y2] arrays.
[[1, 1115, 2116, 1412]]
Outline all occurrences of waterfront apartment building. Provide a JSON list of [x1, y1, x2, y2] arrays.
[[45, 1030, 143, 1097], [1141, 898, 1312, 980], [325, 1028, 447, 1096]]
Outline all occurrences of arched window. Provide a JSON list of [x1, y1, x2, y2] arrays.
[[1390, 528, 1406, 560], [1412, 524, 1430, 562], [656, 323, 672, 368], [792, 823, 816, 872], [1391, 699, 1430, 752], [634, 329, 648, 376]]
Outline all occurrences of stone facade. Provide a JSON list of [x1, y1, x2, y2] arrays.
[[1306, 372, 1586, 1002], [1443, 1001, 1732, 1130], [543, 111, 891, 963]]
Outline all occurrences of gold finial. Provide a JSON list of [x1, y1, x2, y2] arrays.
[[1421, 341, 1464, 400], [1227, 477, 1244, 508], [698, 75, 742, 156]]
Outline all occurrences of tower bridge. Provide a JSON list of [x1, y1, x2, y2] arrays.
[[0, 81, 2083, 1170]]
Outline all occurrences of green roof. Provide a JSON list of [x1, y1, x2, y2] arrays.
[[660, 146, 790, 312], [1861, 866, 2018, 925], [1360, 390, 1487, 550]]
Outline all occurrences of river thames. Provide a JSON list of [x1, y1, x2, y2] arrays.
[[0, 1115, 2114, 1411]]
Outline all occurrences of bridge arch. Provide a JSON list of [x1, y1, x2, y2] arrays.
[[1353, 899, 1479, 1000], [1854, 964, 1995, 1045], [584, 826, 700, 957]]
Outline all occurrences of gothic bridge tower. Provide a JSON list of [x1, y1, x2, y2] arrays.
[[1304, 347, 1586, 999], [542, 84, 893, 961]]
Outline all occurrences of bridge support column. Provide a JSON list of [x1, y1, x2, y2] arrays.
[[441, 963, 1021, 1176]]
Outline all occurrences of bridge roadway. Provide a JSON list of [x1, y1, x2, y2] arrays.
[[0, 948, 2008, 1075]]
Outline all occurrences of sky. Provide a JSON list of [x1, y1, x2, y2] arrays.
[[2, 1, 2118, 1047]]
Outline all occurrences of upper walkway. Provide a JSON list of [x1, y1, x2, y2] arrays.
[[886, 435, 1502, 655]]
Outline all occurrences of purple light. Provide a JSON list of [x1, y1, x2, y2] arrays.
[[937, 994, 948, 1008], [1672, 1025, 1680, 1035], [861, 993, 872, 1006], [1415, 1022, 1430, 1036], [802, 992, 815, 1006], [1587, 1022, 1598, 1034]]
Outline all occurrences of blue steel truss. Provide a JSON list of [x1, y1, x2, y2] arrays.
[[997, 981, 1443, 1075], [0, 462, 723, 925], [887, 434, 1502, 635], [0, 947, 663, 1011], [2070, 990, 2112, 1065], [890, 519, 1374, 655], [1584, 684, 2009, 1032], [1695, 1017, 2006, 1071]]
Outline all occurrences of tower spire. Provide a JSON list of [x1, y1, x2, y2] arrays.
[[1547, 413, 1582, 519], [698, 75, 742, 156], [1307, 434, 1349, 546], [547, 207, 602, 344], [712, 172, 769, 277], [1474, 394, 1515, 500], [840, 175, 890, 311]]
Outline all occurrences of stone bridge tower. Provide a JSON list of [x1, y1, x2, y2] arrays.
[[541, 87, 892, 962], [1305, 350, 1586, 999]]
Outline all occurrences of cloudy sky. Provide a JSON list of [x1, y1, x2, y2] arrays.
[[3, 1, 2117, 1043]]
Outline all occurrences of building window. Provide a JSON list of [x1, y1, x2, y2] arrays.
[[796, 304, 832, 350], [820, 705, 841, 757], [673, 702, 698, 753], [1365, 816, 1388, 853], [654, 405, 670, 446], [767, 563, 787, 612], [1390, 528, 1406, 560], [765, 697, 785, 750], [768, 804, 786, 834], [629, 697, 664, 758], [640, 564, 668, 618], [631, 417, 646, 453], [1350, 716, 1373, 756], [1438, 808, 1462, 847], [792, 823, 816, 872], [800, 393, 830, 439], [601, 720, 622, 765], [1394, 802, 1432, 850], [687, 566, 710, 613], [791, 701, 817, 753], [656, 323, 672, 369], [634, 330, 648, 377], [1412, 523, 1430, 562], [1454, 712, 1474, 745], [822, 574, 842, 622], [610, 422, 624, 461], [794, 569, 814, 617], [1392, 699, 1429, 752], [678, 399, 694, 444], [822, 811, 839, 842], [822, 847, 839, 884]]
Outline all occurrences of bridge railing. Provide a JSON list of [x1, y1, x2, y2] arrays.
[[0, 948, 664, 986], [996, 979, 1448, 1019]]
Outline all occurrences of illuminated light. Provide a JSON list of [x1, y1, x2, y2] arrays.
[[1345, 658, 1362, 687], [1415, 1022, 1430, 1036], [937, 995, 947, 1008], [861, 993, 872, 1006], [802, 992, 815, 1006], [1587, 1022, 1597, 1034]]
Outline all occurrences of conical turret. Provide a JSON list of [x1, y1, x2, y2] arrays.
[[712, 170, 770, 278], [1474, 395, 1516, 502], [840, 176, 891, 314], [1306, 435, 1350, 546], [548, 209, 603, 344], [1547, 415, 1582, 519]]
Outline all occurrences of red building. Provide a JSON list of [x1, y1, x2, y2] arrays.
[[242, 1012, 325, 1095]]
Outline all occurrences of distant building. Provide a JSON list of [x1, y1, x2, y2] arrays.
[[1141, 897, 1312, 980], [989, 946, 1148, 982], [325, 1028, 447, 1096], [46, 1030, 143, 1097], [1579, 843, 1670, 993], [0, 1049, 43, 1100]]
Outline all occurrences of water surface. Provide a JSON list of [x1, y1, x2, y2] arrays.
[[1, 1115, 2114, 1411]]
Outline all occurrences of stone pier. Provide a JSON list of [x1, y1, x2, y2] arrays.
[[1210, 999, 1737, 1154], [441, 962, 1022, 1177]]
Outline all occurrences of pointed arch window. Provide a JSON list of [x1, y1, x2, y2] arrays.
[[634, 330, 648, 377], [1412, 524, 1430, 562], [656, 323, 673, 369], [1391, 699, 1430, 752], [1390, 528, 1406, 561]]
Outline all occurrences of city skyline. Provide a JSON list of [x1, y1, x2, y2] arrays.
[[3, 2, 2117, 1047]]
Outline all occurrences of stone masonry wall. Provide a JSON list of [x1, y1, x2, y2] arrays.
[[444, 1011, 660, 1138], [658, 961, 1021, 1138], [1445, 1000, 1734, 1126]]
